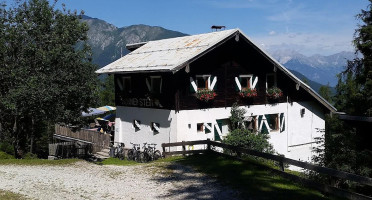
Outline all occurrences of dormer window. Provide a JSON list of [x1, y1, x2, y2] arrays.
[[266, 73, 277, 89]]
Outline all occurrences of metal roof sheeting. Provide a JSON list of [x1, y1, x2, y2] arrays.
[[96, 29, 238, 74]]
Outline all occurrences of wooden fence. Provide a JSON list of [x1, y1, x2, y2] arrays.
[[54, 124, 111, 153], [162, 139, 372, 200]]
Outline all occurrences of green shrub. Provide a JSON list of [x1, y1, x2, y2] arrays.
[[223, 128, 274, 154], [0, 142, 14, 155], [23, 152, 38, 159], [0, 151, 14, 159]]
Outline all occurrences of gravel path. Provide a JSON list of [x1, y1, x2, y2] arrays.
[[0, 161, 241, 200]]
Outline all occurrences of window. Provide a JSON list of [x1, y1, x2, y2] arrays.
[[239, 75, 252, 90], [116, 76, 132, 93], [266, 73, 276, 89], [197, 123, 204, 132], [150, 76, 162, 93], [205, 123, 212, 134], [151, 122, 160, 133], [123, 77, 131, 93], [196, 75, 210, 89], [266, 114, 279, 131], [244, 116, 257, 131], [133, 120, 141, 129]]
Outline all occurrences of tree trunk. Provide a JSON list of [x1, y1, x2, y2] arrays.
[[30, 117, 34, 154]]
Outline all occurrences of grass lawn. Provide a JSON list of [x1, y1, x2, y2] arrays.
[[95, 158, 139, 166], [0, 158, 80, 166], [175, 153, 334, 200], [0, 189, 28, 200]]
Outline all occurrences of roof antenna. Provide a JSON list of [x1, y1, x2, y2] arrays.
[[211, 25, 226, 31]]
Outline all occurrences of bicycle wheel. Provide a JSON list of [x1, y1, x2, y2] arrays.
[[144, 152, 151, 162], [118, 149, 125, 160], [127, 149, 134, 161], [153, 150, 162, 160], [138, 152, 145, 163]]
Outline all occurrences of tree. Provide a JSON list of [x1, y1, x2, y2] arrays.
[[312, 1, 372, 193], [228, 103, 246, 131], [99, 75, 115, 106], [0, 0, 98, 157], [318, 83, 333, 104], [335, 1, 372, 116], [224, 103, 274, 154]]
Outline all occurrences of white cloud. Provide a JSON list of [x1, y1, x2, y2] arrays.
[[269, 31, 276, 35], [252, 32, 354, 56]]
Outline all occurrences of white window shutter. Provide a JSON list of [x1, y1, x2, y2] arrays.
[[210, 76, 217, 90], [204, 123, 212, 131], [134, 120, 141, 129], [252, 76, 258, 88], [153, 123, 160, 132], [146, 78, 151, 91], [190, 77, 197, 92], [235, 77, 241, 91]]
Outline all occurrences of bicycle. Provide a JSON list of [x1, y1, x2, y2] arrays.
[[143, 143, 161, 162], [141, 143, 150, 163], [127, 143, 141, 162], [113, 142, 125, 160]]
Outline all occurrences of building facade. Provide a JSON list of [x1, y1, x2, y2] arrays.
[[97, 29, 336, 162]]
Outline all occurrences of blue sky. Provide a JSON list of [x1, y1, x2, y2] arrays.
[[17, 0, 372, 56]]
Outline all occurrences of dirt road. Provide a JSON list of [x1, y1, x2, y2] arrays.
[[0, 161, 240, 200]]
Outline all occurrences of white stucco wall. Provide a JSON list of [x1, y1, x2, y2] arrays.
[[115, 100, 325, 163], [115, 106, 177, 151]]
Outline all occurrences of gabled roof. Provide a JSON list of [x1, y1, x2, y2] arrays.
[[96, 29, 336, 112], [96, 29, 237, 74]]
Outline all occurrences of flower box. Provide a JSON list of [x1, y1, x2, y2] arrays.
[[239, 88, 257, 98], [196, 89, 216, 102], [266, 87, 283, 99]]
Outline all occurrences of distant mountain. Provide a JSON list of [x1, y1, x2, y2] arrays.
[[81, 16, 187, 67], [289, 70, 335, 94], [269, 50, 355, 86]]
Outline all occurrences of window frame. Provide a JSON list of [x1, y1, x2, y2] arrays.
[[239, 74, 253, 90], [197, 123, 204, 132], [122, 76, 132, 93], [150, 76, 162, 94], [196, 75, 211, 90], [266, 114, 279, 131]]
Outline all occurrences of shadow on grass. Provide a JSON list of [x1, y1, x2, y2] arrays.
[[153, 153, 330, 200]]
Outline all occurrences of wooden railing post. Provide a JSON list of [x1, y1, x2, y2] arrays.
[[279, 155, 285, 172], [182, 141, 186, 156], [207, 138, 211, 151], [162, 144, 166, 158]]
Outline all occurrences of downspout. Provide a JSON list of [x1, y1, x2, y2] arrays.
[[286, 95, 289, 152]]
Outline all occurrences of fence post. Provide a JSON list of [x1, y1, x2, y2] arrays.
[[162, 144, 166, 158], [182, 141, 186, 156], [279, 155, 285, 171], [207, 138, 211, 151]]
